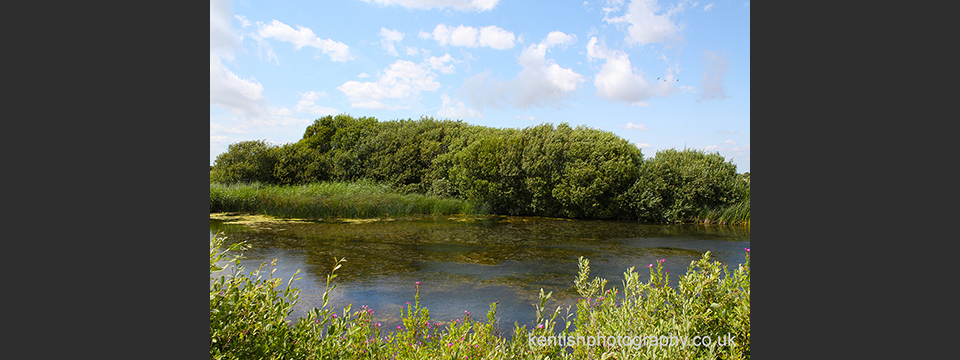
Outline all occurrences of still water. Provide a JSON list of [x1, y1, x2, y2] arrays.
[[210, 214, 749, 335]]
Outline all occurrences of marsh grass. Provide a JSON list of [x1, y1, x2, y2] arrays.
[[211, 232, 750, 359], [210, 181, 487, 219], [696, 194, 750, 226]]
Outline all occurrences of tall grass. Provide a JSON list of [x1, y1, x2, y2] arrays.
[[696, 192, 750, 226], [210, 180, 487, 219]]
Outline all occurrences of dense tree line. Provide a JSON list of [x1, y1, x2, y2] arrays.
[[212, 114, 748, 221]]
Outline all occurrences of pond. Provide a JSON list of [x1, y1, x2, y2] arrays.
[[210, 214, 750, 337]]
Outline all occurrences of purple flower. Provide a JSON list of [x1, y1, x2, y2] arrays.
[[332, 314, 337, 319], [376, 322, 381, 327]]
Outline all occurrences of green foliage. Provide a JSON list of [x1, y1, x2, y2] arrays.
[[210, 234, 750, 359], [624, 148, 744, 223], [211, 114, 748, 224], [212, 140, 280, 184], [550, 125, 642, 219]]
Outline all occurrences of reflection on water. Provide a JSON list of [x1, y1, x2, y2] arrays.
[[210, 215, 749, 336]]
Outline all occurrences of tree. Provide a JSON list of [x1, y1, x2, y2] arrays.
[[211, 140, 279, 184], [623, 148, 742, 222]]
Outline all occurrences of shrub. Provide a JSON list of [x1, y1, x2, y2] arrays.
[[624, 148, 744, 223], [212, 140, 280, 184]]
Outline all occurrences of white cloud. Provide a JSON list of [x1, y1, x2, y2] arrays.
[[698, 49, 730, 101], [426, 24, 516, 50], [296, 91, 339, 115], [604, 0, 689, 46], [359, 0, 500, 12], [379, 28, 404, 56], [357, 73, 371, 78], [635, 142, 652, 148], [622, 122, 648, 130], [338, 59, 442, 110], [211, 122, 247, 136], [425, 53, 457, 74], [722, 139, 736, 145], [234, 14, 251, 28], [515, 115, 536, 121], [437, 94, 482, 118], [210, 52, 269, 121], [256, 20, 353, 62], [210, 0, 242, 58], [703, 3, 713, 11], [586, 37, 674, 104], [459, 32, 583, 111]]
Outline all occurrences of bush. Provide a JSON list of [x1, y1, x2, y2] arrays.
[[212, 140, 280, 184], [624, 148, 744, 223]]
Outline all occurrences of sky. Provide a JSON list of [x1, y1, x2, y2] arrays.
[[210, 0, 750, 173]]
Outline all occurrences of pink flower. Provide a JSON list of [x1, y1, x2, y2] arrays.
[[647, 264, 653, 268], [745, 248, 750, 252]]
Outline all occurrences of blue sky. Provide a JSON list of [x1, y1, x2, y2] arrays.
[[211, 0, 750, 173]]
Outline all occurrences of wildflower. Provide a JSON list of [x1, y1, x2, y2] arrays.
[[464, 311, 470, 316], [398, 325, 402, 330], [647, 264, 653, 268], [537, 324, 544, 329], [447, 343, 454, 347], [660, 258, 666, 262], [745, 248, 750, 252], [332, 314, 337, 319], [376, 322, 381, 327]]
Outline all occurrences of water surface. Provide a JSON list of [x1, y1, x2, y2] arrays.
[[210, 214, 750, 335]]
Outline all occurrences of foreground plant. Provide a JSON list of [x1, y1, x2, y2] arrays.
[[210, 232, 750, 359]]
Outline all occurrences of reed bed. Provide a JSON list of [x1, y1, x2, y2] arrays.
[[210, 181, 486, 219], [695, 194, 750, 226]]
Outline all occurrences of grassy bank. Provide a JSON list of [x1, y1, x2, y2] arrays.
[[210, 180, 487, 219], [211, 233, 750, 359]]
